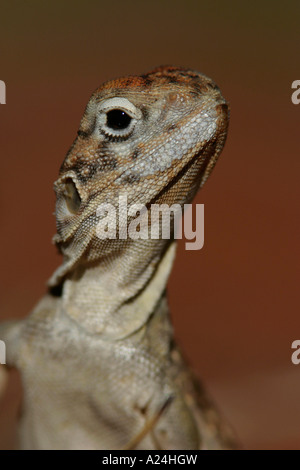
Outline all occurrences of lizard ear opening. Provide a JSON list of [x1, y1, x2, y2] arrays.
[[63, 178, 81, 214]]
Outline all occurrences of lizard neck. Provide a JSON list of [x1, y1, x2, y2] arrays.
[[59, 240, 176, 339]]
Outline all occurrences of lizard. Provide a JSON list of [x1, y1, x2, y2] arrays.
[[0, 66, 236, 450]]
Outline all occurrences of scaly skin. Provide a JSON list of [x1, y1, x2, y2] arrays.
[[0, 66, 235, 449]]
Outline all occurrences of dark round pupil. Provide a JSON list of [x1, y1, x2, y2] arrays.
[[106, 109, 131, 130]]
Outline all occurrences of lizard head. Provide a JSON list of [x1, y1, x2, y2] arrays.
[[50, 66, 229, 286]]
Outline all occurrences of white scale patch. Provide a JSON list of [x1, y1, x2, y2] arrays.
[[135, 105, 217, 176]]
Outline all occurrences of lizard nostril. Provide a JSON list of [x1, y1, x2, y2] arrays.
[[63, 178, 81, 214]]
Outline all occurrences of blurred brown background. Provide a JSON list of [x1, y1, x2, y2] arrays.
[[0, 0, 299, 449]]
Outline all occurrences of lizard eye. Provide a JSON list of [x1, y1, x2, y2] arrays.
[[98, 97, 142, 139], [63, 178, 81, 214], [106, 109, 132, 130]]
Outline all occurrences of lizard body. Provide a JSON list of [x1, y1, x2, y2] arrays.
[[0, 66, 235, 449]]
